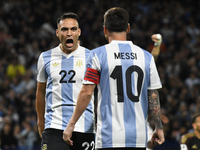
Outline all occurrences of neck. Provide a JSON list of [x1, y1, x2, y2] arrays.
[[107, 32, 127, 43], [194, 130, 200, 139], [60, 44, 78, 54]]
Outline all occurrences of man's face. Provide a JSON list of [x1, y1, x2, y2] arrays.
[[193, 116, 200, 133], [56, 18, 81, 54]]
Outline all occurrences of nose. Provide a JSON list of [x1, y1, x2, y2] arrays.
[[67, 29, 72, 36]]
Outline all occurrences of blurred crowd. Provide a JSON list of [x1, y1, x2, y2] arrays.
[[0, 0, 200, 149]]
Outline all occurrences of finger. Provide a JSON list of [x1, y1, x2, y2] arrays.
[[63, 134, 73, 146], [66, 138, 73, 146], [151, 137, 155, 145], [155, 138, 164, 145]]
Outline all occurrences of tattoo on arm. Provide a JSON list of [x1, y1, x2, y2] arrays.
[[148, 90, 163, 129]]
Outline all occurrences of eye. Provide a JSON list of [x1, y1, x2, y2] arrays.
[[61, 27, 68, 31], [71, 27, 77, 31]]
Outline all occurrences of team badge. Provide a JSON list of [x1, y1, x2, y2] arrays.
[[76, 60, 83, 68], [42, 144, 47, 150]]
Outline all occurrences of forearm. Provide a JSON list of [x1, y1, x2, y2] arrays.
[[70, 87, 93, 125], [151, 45, 160, 61], [35, 82, 46, 127], [148, 89, 163, 129], [36, 97, 45, 125]]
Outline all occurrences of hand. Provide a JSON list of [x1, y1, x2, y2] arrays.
[[151, 34, 162, 46], [151, 128, 165, 145], [63, 122, 75, 146], [161, 115, 169, 124], [37, 123, 44, 138]]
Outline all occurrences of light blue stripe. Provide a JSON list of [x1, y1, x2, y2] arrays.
[[118, 43, 137, 146], [61, 55, 74, 130], [43, 50, 53, 129], [84, 49, 94, 132], [141, 48, 152, 146], [96, 46, 113, 148]]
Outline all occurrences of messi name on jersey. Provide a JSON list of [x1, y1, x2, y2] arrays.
[[114, 52, 137, 60]]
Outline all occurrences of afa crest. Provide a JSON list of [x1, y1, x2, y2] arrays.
[[42, 144, 47, 150], [76, 60, 83, 68]]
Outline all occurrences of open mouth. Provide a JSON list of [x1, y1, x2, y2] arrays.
[[66, 39, 73, 47]]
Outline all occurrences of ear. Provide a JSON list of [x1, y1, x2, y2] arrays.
[[78, 28, 81, 36], [56, 29, 59, 37], [103, 25, 107, 36], [192, 123, 196, 130], [104, 26, 108, 42], [127, 23, 130, 33]]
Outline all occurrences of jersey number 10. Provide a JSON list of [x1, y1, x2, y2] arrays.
[[110, 65, 143, 103]]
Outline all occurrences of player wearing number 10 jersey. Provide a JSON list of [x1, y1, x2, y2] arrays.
[[85, 39, 162, 148], [63, 7, 165, 149]]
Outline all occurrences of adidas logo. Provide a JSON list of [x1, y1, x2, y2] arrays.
[[191, 144, 197, 149], [52, 62, 59, 67]]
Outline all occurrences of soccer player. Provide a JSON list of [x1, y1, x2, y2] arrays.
[[63, 7, 165, 149], [180, 114, 200, 150], [35, 12, 95, 150]]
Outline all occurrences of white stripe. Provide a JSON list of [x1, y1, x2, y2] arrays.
[[73, 48, 86, 132], [50, 48, 63, 129], [133, 47, 146, 146], [96, 86, 102, 148]]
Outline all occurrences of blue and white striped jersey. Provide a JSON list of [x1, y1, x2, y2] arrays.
[[37, 44, 95, 133], [83, 40, 162, 148]]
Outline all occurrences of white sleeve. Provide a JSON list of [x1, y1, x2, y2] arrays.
[[37, 53, 47, 83], [90, 52, 101, 71], [148, 58, 162, 90]]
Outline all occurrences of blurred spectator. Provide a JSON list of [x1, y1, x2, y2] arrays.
[[1, 123, 17, 150], [180, 114, 200, 150], [6, 58, 26, 81]]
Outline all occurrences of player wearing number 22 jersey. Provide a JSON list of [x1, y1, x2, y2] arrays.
[[37, 44, 95, 133], [83, 40, 162, 148]]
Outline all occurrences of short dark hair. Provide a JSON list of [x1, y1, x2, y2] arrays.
[[192, 114, 200, 123], [103, 7, 129, 32], [57, 12, 79, 26]]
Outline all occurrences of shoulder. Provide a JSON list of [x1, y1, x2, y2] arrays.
[[181, 132, 195, 144], [78, 45, 91, 55], [79, 45, 90, 51], [93, 44, 106, 51], [40, 46, 58, 57]]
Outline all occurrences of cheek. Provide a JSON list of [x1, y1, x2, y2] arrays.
[[60, 34, 66, 41]]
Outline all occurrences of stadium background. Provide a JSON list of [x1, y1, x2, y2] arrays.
[[0, 0, 200, 149]]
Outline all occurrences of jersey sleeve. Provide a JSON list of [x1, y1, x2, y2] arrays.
[[180, 134, 189, 150], [82, 51, 100, 85], [148, 58, 162, 90], [37, 53, 47, 83]]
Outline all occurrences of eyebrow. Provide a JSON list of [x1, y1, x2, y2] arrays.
[[61, 26, 78, 30]]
